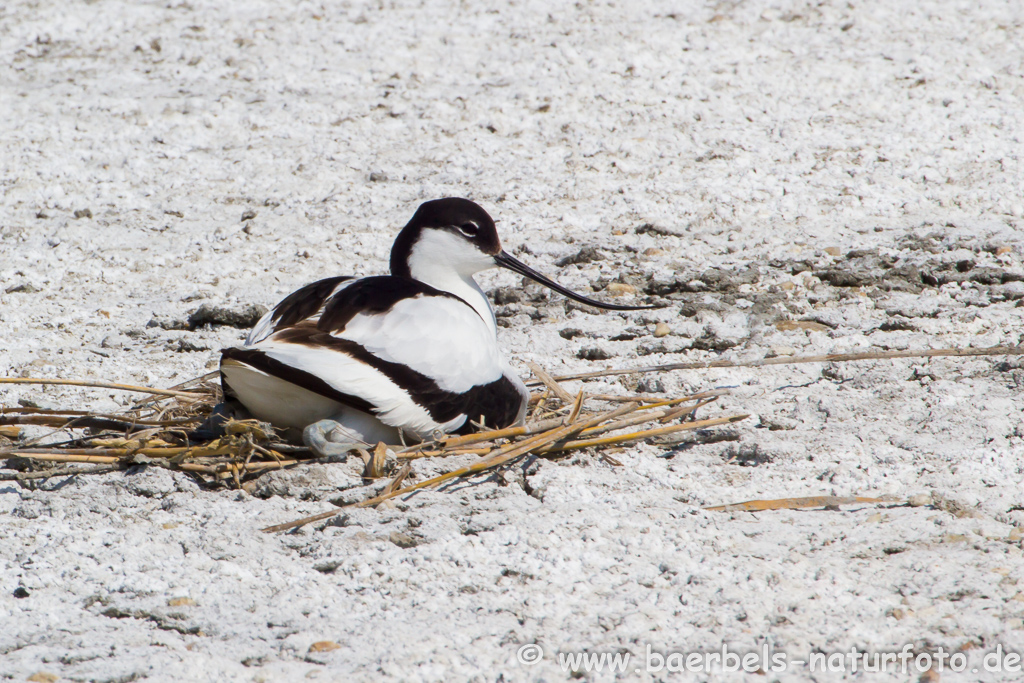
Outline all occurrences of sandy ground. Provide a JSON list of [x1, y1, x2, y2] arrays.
[[2, 0, 1024, 681]]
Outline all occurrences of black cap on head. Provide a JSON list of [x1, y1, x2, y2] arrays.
[[391, 198, 500, 277], [391, 198, 660, 311]]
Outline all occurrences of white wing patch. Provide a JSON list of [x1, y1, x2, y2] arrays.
[[337, 294, 504, 394], [253, 339, 466, 437], [245, 309, 280, 346]]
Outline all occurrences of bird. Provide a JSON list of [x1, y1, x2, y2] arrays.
[[218, 197, 653, 457]]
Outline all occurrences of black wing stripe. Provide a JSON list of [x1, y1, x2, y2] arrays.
[[221, 347, 377, 416], [271, 326, 523, 431], [269, 275, 353, 332]]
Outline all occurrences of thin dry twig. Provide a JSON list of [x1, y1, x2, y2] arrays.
[[132, 371, 220, 408], [573, 398, 716, 440], [536, 414, 748, 453], [525, 361, 575, 403], [0, 414, 192, 432], [704, 495, 886, 512], [566, 390, 585, 424], [262, 403, 641, 533], [0, 377, 205, 399], [530, 345, 1024, 384], [3, 370, 748, 513]]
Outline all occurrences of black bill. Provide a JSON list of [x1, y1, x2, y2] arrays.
[[494, 251, 658, 311]]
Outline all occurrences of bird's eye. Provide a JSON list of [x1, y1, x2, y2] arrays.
[[458, 222, 480, 237]]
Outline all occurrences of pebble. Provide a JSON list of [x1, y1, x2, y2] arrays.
[[577, 347, 613, 361], [309, 641, 341, 653], [775, 320, 830, 332], [908, 493, 932, 507], [605, 282, 637, 296], [653, 322, 671, 337], [188, 303, 268, 329]]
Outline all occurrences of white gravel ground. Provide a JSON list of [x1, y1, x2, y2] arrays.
[[2, 0, 1024, 681]]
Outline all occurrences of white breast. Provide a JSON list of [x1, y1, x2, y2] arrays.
[[337, 294, 504, 393]]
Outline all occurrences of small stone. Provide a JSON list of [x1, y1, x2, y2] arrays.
[[73, 208, 93, 219], [5, 282, 41, 294], [368, 172, 387, 182], [577, 347, 613, 361], [188, 303, 268, 329], [995, 246, 1013, 256], [556, 247, 603, 267], [888, 607, 907, 620], [769, 346, 797, 357], [13, 587, 29, 599], [308, 641, 341, 653], [824, 246, 841, 256], [635, 222, 685, 237], [605, 282, 637, 296], [653, 322, 671, 338], [173, 338, 210, 353], [1009, 528, 1024, 541], [167, 597, 195, 607], [147, 316, 189, 330], [389, 532, 419, 548], [642, 248, 664, 257], [865, 513, 883, 524], [636, 377, 665, 393], [559, 328, 585, 340], [19, 397, 56, 410], [779, 281, 796, 290], [775, 320, 830, 332], [908, 493, 932, 507], [241, 209, 257, 221], [27, 674, 58, 683], [100, 334, 127, 349], [491, 287, 522, 304]]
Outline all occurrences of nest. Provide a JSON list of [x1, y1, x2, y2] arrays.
[[7, 343, 1019, 528], [0, 369, 746, 523]]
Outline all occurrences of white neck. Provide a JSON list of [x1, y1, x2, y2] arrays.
[[405, 231, 498, 337]]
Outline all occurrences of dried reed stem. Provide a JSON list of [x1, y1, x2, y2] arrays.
[[13, 445, 238, 459], [525, 361, 575, 403], [14, 453, 122, 464], [574, 398, 716, 439], [531, 345, 1024, 384], [0, 415, 193, 432], [704, 495, 885, 512], [1, 408, 197, 426], [132, 370, 219, 407], [536, 414, 748, 453], [262, 403, 639, 533], [0, 377, 205, 399]]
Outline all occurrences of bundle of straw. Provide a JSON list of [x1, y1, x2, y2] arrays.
[[0, 368, 746, 520]]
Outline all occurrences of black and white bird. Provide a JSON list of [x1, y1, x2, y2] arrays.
[[219, 198, 652, 456]]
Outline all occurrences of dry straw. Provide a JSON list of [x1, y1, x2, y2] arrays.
[[3, 343, 1020, 527]]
